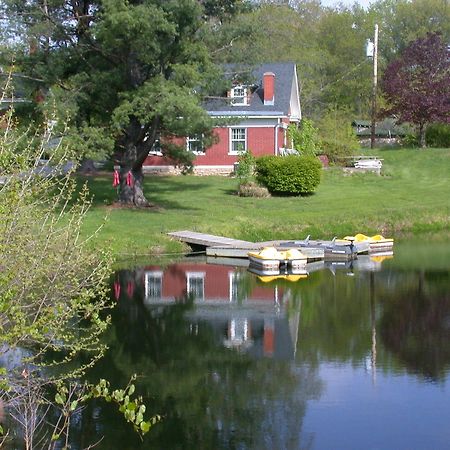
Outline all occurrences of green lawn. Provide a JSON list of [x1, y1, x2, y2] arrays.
[[80, 148, 450, 257]]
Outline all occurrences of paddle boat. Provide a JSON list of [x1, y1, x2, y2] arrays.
[[256, 273, 308, 283], [342, 233, 394, 253], [247, 247, 307, 272]]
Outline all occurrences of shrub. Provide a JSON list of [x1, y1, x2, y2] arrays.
[[238, 181, 270, 197], [288, 119, 322, 156], [401, 133, 419, 148], [235, 149, 256, 182], [317, 107, 359, 162], [425, 123, 450, 148], [255, 155, 322, 195]]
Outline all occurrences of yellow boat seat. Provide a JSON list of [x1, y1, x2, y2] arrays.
[[284, 248, 307, 260], [248, 247, 280, 260]]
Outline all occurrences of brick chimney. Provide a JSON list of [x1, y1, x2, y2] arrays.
[[263, 72, 275, 105]]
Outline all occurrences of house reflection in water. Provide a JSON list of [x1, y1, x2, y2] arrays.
[[143, 262, 300, 360]]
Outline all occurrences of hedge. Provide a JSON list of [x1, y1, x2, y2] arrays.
[[255, 155, 322, 195]]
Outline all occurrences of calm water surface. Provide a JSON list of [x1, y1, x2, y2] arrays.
[[76, 241, 449, 450]]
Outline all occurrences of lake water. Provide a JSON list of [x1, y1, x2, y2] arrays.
[[75, 242, 449, 449]]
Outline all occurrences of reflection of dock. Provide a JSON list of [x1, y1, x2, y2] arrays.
[[168, 230, 370, 261]]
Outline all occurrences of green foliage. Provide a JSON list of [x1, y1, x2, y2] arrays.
[[235, 149, 256, 183], [88, 377, 161, 436], [425, 123, 450, 148], [288, 119, 322, 156], [65, 125, 115, 162], [401, 133, 419, 148], [71, 148, 450, 256], [0, 110, 118, 446], [255, 155, 322, 195], [317, 107, 360, 162], [2, 0, 239, 205]]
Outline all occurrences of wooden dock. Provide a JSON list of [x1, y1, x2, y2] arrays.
[[167, 230, 254, 249], [167, 231, 342, 261], [168, 230, 387, 266]]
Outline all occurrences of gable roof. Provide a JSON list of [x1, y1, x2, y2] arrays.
[[204, 62, 300, 119]]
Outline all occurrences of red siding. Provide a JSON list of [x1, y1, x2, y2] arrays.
[[263, 323, 275, 355], [247, 127, 275, 157], [143, 262, 281, 303], [144, 126, 281, 168]]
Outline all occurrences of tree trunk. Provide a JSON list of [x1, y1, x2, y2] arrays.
[[116, 117, 159, 206], [419, 123, 426, 148], [118, 167, 149, 207]]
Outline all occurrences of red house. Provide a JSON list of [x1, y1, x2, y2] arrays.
[[139, 261, 298, 358], [143, 62, 301, 175]]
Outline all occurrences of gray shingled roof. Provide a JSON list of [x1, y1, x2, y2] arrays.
[[204, 62, 296, 116]]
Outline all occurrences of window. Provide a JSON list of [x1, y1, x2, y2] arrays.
[[231, 85, 248, 106], [186, 272, 205, 301], [229, 318, 250, 342], [144, 271, 163, 301], [229, 128, 247, 154], [186, 135, 205, 155], [149, 133, 162, 156], [229, 271, 247, 303]]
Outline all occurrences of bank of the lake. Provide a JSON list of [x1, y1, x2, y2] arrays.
[[80, 148, 450, 257]]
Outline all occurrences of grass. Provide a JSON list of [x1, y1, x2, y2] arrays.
[[79, 148, 450, 258]]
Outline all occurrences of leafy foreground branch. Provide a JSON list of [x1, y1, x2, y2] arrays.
[[0, 110, 158, 448]]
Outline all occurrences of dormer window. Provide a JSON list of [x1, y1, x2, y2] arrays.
[[230, 85, 248, 106]]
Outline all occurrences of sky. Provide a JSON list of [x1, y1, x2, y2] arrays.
[[320, 0, 374, 8]]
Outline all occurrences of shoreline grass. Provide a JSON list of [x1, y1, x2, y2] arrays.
[[79, 148, 450, 258]]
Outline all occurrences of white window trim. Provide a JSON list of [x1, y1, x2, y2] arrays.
[[229, 318, 249, 341], [148, 134, 162, 156], [229, 271, 248, 303], [229, 127, 247, 155], [229, 272, 237, 303], [230, 85, 248, 106], [144, 271, 163, 301], [186, 271, 205, 301], [186, 135, 205, 155]]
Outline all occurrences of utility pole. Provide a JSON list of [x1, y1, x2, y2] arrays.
[[370, 24, 378, 149]]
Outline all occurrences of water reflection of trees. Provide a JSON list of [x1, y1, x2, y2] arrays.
[[292, 267, 450, 382], [378, 270, 450, 382], [66, 262, 450, 448], [289, 269, 374, 366], [68, 268, 322, 450]]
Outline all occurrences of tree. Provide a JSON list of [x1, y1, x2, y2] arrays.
[[0, 102, 109, 445], [371, 0, 450, 63], [0, 103, 158, 447], [2, 0, 250, 206], [288, 119, 321, 156], [381, 32, 450, 147]]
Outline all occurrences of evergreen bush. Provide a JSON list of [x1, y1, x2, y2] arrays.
[[255, 155, 322, 195], [425, 123, 450, 148]]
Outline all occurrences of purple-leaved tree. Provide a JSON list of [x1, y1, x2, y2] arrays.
[[382, 33, 450, 147]]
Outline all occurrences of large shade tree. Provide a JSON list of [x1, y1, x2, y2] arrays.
[[2, 0, 249, 206], [381, 32, 450, 147]]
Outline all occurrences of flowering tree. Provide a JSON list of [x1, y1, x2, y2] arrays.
[[382, 33, 450, 147]]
